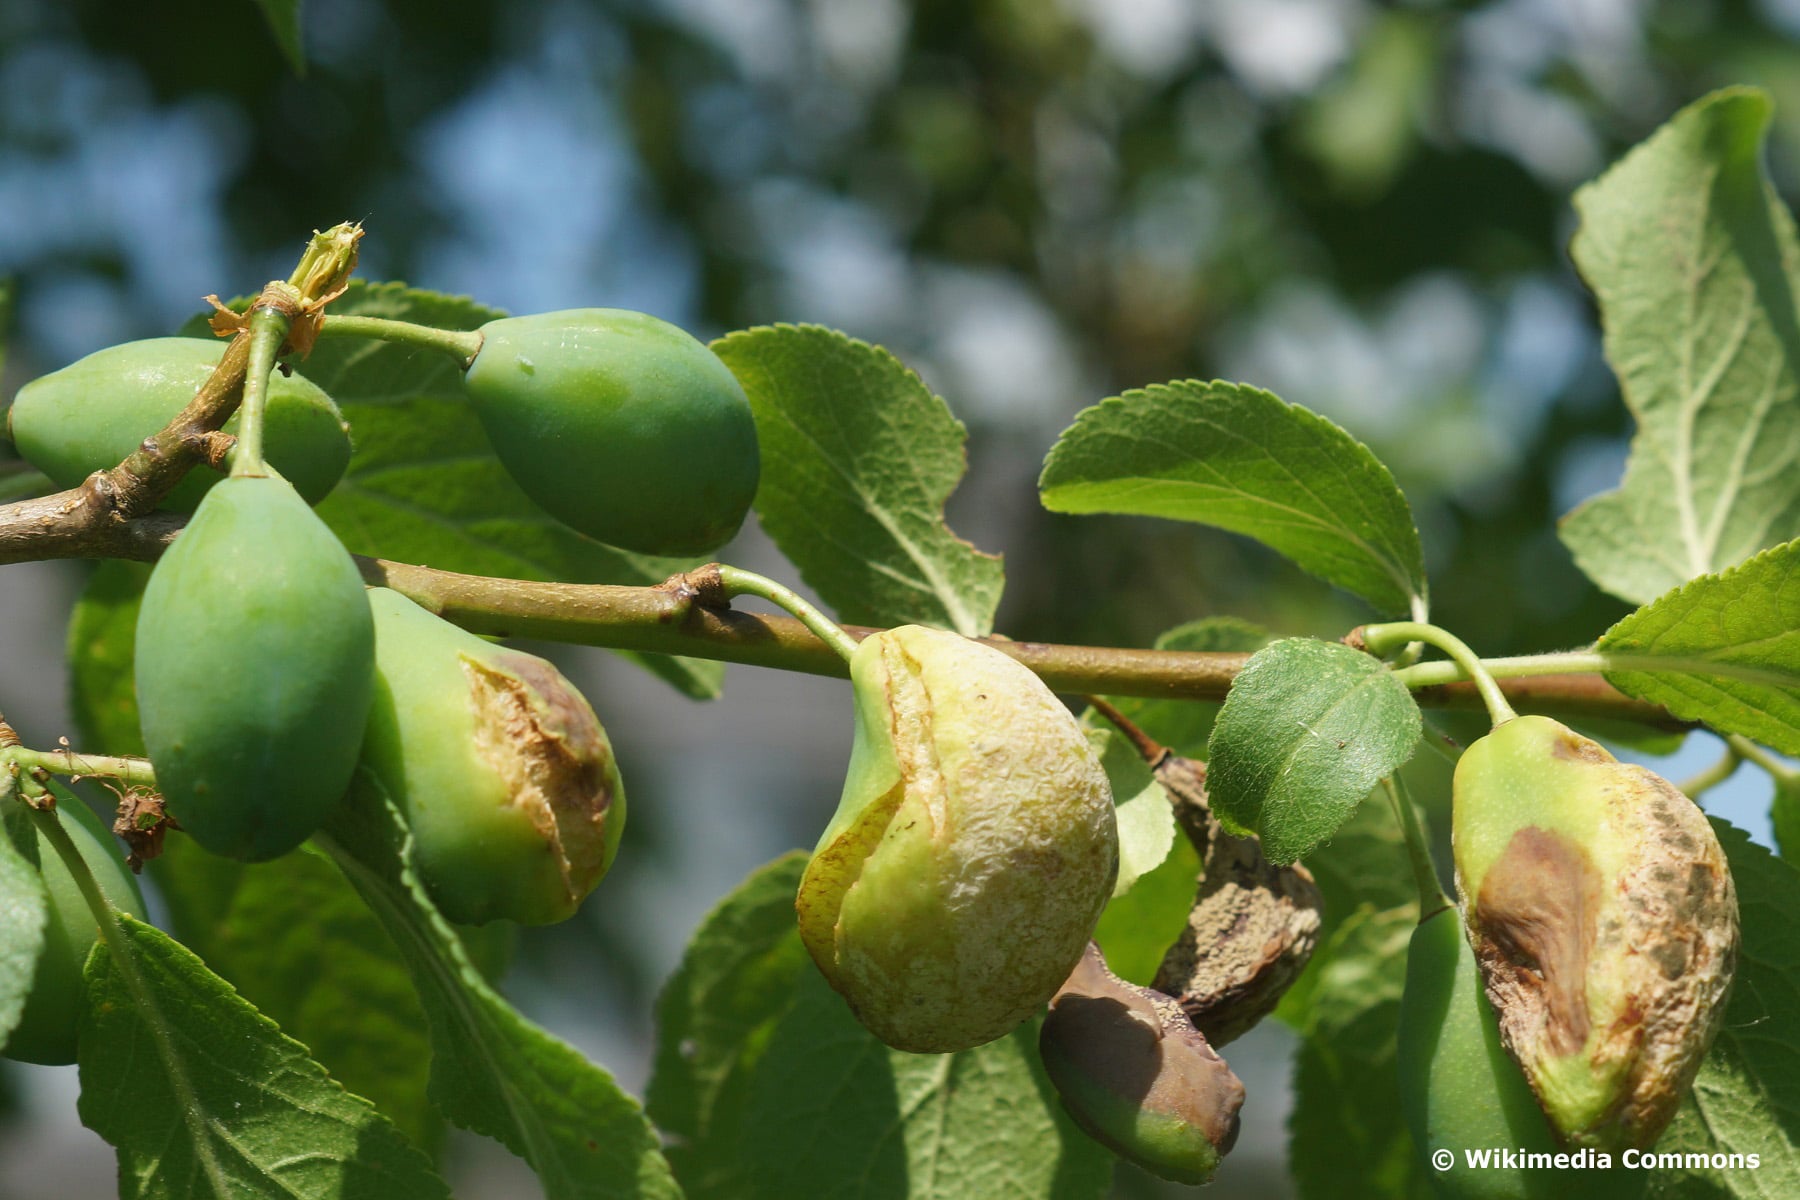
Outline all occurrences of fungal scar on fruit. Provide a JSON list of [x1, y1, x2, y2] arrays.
[[464, 654, 613, 901]]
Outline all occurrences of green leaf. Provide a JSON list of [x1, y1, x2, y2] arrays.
[[0, 801, 48, 1052], [1085, 722, 1175, 898], [1775, 774, 1800, 864], [322, 782, 682, 1200], [712, 325, 1005, 636], [1206, 638, 1422, 864], [734, 970, 1114, 1200], [1092, 831, 1201, 986], [1596, 540, 1800, 756], [148, 839, 441, 1152], [67, 560, 153, 756], [1648, 820, 1800, 1197], [1039, 382, 1427, 617], [648, 852, 812, 1199], [1284, 905, 1429, 1200], [239, 281, 720, 699], [77, 914, 448, 1200], [1562, 88, 1800, 604], [252, 0, 305, 74]]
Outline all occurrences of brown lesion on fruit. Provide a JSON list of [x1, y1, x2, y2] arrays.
[[464, 653, 617, 904], [1471, 825, 1601, 1057], [1549, 729, 1612, 763]]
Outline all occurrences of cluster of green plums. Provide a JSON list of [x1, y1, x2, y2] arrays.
[[2, 308, 761, 1066]]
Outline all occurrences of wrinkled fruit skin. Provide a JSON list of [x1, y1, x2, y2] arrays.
[[136, 475, 375, 861], [1453, 715, 1738, 1152], [1149, 754, 1321, 1046], [1041, 943, 1243, 1185], [359, 588, 625, 925], [6, 336, 352, 509], [3, 786, 148, 1066], [462, 309, 759, 556], [796, 625, 1118, 1053], [1398, 904, 1645, 1200]]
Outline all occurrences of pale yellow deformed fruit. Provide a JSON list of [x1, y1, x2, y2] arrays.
[[1453, 715, 1738, 1152], [797, 625, 1119, 1053]]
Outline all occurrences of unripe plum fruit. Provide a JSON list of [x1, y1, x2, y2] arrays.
[[6, 337, 352, 509], [461, 309, 759, 556], [136, 474, 375, 861], [1398, 903, 1609, 1200], [358, 588, 625, 926], [3, 786, 148, 1066]]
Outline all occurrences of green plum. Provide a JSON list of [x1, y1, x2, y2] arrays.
[[3, 784, 148, 1066], [461, 309, 759, 555], [7, 336, 351, 508], [136, 474, 374, 861], [357, 588, 625, 926]]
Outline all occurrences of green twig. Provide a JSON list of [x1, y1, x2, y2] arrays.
[[1385, 774, 1451, 918], [316, 315, 485, 368], [1676, 742, 1744, 800], [1365, 621, 1518, 727], [1726, 735, 1800, 785], [2, 745, 156, 789]]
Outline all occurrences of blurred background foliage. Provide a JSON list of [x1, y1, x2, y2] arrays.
[[2, 1, 1798, 1195]]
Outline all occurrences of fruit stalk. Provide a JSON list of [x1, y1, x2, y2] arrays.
[[229, 307, 292, 476], [316, 314, 484, 366]]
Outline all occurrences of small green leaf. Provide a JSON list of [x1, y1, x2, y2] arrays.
[[1563, 88, 1800, 604], [322, 782, 681, 1200], [252, 0, 305, 74], [0, 802, 48, 1052], [734, 970, 1114, 1200], [713, 325, 1006, 637], [1647, 820, 1800, 1196], [77, 915, 448, 1200], [1085, 723, 1175, 898], [1596, 540, 1800, 755], [1092, 832, 1201, 986], [1206, 638, 1421, 864], [1039, 382, 1427, 617], [648, 852, 811, 1199]]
